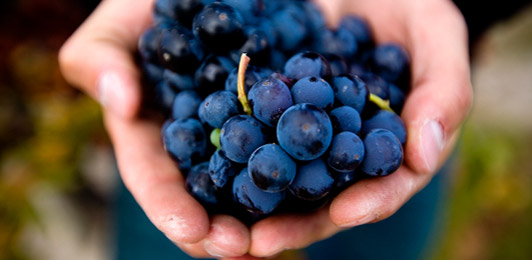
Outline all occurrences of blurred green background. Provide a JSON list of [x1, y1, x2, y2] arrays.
[[1, 1, 531, 259]]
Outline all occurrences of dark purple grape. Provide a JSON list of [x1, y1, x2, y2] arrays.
[[339, 15, 373, 51], [154, 81, 178, 113], [231, 27, 271, 66], [209, 149, 241, 188], [162, 118, 207, 171], [370, 43, 410, 83], [163, 69, 195, 90], [277, 103, 333, 161], [221, 0, 263, 24], [194, 54, 235, 96], [138, 26, 161, 63], [289, 158, 334, 201], [172, 90, 202, 120], [248, 77, 293, 127], [332, 75, 369, 113], [186, 162, 219, 209], [248, 144, 296, 192], [325, 54, 349, 77], [314, 27, 357, 58], [141, 62, 165, 85], [329, 106, 362, 134], [361, 110, 407, 145], [220, 115, 268, 163], [271, 4, 308, 51], [284, 52, 331, 80], [360, 73, 390, 100], [158, 25, 204, 73], [327, 132, 365, 173], [154, 0, 213, 28], [199, 90, 240, 128], [360, 129, 403, 176], [192, 2, 246, 53], [232, 168, 285, 215], [389, 83, 406, 113]]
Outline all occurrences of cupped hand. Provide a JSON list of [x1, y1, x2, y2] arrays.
[[247, 0, 473, 257], [59, 0, 250, 258]]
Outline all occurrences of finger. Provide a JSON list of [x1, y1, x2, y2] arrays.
[[401, 2, 473, 174], [59, 0, 154, 118], [176, 215, 251, 258], [104, 113, 210, 244], [329, 166, 432, 227], [249, 207, 342, 257]]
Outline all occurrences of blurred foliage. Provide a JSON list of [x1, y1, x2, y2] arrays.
[[431, 122, 532, 260], [0, 1, 102, 259]]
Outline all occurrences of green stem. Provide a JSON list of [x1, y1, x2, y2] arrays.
[[237, 53, 252, 115], [369, 93, 395, 113]]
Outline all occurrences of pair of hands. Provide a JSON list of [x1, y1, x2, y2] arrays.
[[59, 0, 473, 258]]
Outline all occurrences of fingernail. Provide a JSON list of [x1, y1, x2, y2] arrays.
[[421, 120, 444, 173], [203, 240, 233, 258], [97, 71, 130, 118]]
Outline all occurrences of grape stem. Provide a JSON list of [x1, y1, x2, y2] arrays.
[[237, 53, 252, 115], [369, 93, 395, 113]]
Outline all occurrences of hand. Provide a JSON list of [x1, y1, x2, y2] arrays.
[[246, 0, 473, 257], [59, 0, 250, 258]]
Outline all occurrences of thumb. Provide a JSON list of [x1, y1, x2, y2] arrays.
[[59, 0, 154, 119], [401, 3, 473, 175]]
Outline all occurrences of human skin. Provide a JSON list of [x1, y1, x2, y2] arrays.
[[59, 0, 472, 258]]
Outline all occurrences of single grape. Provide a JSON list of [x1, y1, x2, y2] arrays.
[[230, 27, 271, 66], [162, 118, 207, 171], [389, 83, 406, 113], [360, 129, 403, 176], [277, 103, 333, 161], [370, 43, 410, 83], [248, 77, 293, 127], [284, 51, 331, 80], [158, 25, 204, 73], [141, 62, 165, 85], [172, 90, 202, 120], [329, 106, 362, 134], [360, 73, 390, 100], [209, 149, 241, 188], [221, 0, 262, 24], [198, 90, 240, 128], [271, 4, 308, 51], [186, 162, 219, 209], [327, 131, 365, 172], [194, 54, 235, 96], [325, 54, 349, 77], [138, 26, 161, 63], [163, 69, 195, 90], [248, 144, 296, 192], [332, 75, 369, 113], [339, 15, 373, 51], [314, 27, 357, 58], [361, 110, 407, 145], [192, 2, 246, 53], [154, 80, 178, 113], [289, 158, 334, 201], [291, 76, 334, 111], [232, 168, 285, 215], [220, 115, 268, 163]]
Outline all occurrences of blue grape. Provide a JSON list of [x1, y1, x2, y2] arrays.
[[163, 69, 195, 90], [327, 131, 365, 172], [186, 162, 219, 209], [256, 18, 278, 47], [248, 77, 293, 127], [360, 129, 403, 176], [192, 2, 246, 53], [361, 110, 407, 145], [138, 26, 161, 63], [141, 62, 164, 85], [302, 1, 326, 33], [339, 15, 373, 50], [332, 169, 359, 192], [158, 25, 204, 73], [289, 158, 334, 201], [389, 83, 406, 113], [221, 0, 262, 24], [277, 104, 333, 161], [199, 90, 240, 128], [208, 149, 240, 188], [271, 4, 308, 51], [314, 27, 357, 58], [195, 54, 235, 96], [325, 54, 349, 77], [232, 168, 285, 215], [230, 27, 272, 66], [371, 43, 410, 83], [220, 115, 268, 163], [154, 0, 214, 28], [248, 144, 296, 192], [284, 52, 331, 80], [332, 75, 369, 113], [154, 80, 178, 113], [162, 118, 207, 171], [291, 76, 334, 111], [329, 106, 362, 134], [172, 90, 202, 120], [360, 73, 390, 100]]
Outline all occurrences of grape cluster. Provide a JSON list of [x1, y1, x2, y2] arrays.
[[138, 0, 410, 222]]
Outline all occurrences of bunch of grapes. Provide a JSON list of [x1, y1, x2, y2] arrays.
[[138, 0, 411, 222]]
